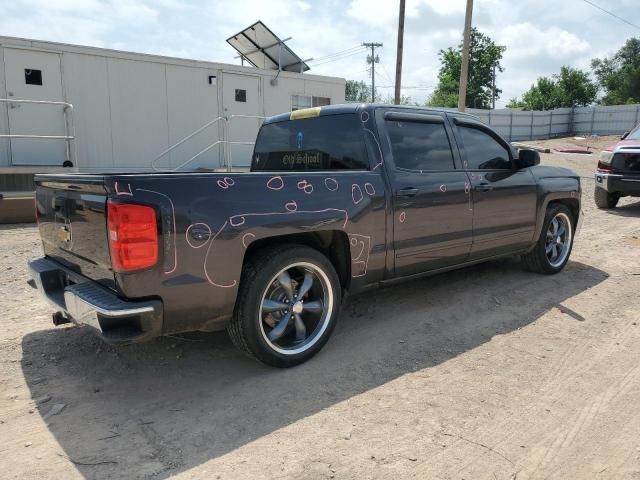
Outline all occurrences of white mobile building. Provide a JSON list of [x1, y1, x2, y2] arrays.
[[0, 32, 345, 195]]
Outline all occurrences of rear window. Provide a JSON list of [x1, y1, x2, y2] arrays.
[[386, 120, 454, 171], [252, 114, 369, 171]]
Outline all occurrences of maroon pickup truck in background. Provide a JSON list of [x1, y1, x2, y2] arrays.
[[594, 123, 640, 209], [29, 104, 582, 367]]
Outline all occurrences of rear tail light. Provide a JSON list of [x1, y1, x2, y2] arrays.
[[107, 200, 158, 272]]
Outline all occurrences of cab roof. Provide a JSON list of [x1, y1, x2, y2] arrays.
[[263, 103, 481, 125]]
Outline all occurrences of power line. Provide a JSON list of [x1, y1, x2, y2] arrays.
[[309, 45, 366, 63], [581, 0, 640, 31], [308, 48, 367, 67]]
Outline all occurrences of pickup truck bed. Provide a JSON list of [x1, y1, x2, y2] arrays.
[[30, 103, 582, 366]]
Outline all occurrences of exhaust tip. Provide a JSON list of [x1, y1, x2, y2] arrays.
[[52, 312, 71, 326]]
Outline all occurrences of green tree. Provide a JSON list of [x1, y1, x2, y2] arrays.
[[380, 94, 417, 105], [555, 66, 598, 107], [592, 37, 640, 105], [506, 97, 525, 109], [510, 67, 597, 110], [345, 80, 372, 103], [427, 28, 506, 109]]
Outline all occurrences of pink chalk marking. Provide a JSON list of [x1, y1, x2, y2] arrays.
[[266, 176, 284, 191], [114, 182, 133, 196], [439, 184, 447, 193], [203, 221, 237, 288], [364, 182, 375, 196], [364, 128, 384, 170], [230, 215, 246, 227], [324, 178, 339, 192], [464, 182, 471, 195], [242, 232, 256, 248], [285, 200, 298, 212], [399, 211, 406, 223], [351, 184, 363, 205], [217, 177, 235, 190], [135, 188, 177, 275], [185, 222, 211, 249], [297, 179, 313, 194], [230, 207, 349, 229], [348, 234, 371, 277]]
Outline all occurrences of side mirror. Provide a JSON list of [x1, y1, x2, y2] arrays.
[[621, 131, 630, 140], [516, 149, 540, 168]]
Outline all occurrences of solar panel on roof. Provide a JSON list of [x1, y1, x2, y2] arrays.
[[226, 21, 310, 73]]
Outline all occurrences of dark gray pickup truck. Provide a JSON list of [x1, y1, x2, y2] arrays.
[[29, 104, 582, 366]]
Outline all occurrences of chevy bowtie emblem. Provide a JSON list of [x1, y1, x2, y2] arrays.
[[57, 225, 71, 243]]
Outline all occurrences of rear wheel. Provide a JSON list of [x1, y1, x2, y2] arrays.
[[521, 204, 574, 274], [228, 245, 341, 367], [594, 186, 619, 209]]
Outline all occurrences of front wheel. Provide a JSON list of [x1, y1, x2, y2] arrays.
[[228, 245, 341, 367], [594, 186, 619, 209], [521, 204, 575, 274]]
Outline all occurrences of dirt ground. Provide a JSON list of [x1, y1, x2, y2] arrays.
[[1, 135, 640, 480]]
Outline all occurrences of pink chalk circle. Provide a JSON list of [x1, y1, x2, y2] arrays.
[[267, 176, 284, 190]]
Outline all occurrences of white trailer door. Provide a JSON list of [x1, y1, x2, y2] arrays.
[[222, 72, 262, 168], [3, 48, 67, 165]]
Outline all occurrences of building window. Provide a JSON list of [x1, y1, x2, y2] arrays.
[[312, 96, 331, 107], [25, 69, 42, 86], [292, 95, 331, 111], [235, 89, 246, 102]]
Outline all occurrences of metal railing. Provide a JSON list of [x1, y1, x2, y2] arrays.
[[150, 114, 265, 172], [0, 98, 77, 169]]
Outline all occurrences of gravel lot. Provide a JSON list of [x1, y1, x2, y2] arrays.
[[1, 136, 639, 480]]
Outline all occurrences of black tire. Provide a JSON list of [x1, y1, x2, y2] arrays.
[[594, 186, 619, 209], [227, 244, 341, 367], [521, 204, 575, 274]]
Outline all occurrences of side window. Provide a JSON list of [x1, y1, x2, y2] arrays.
[[458, 126, 511, 170], [386, 120, 454, 171], [252, 113, 369, 171]]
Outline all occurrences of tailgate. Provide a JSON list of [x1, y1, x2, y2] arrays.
[[35, 174, 115, 289]]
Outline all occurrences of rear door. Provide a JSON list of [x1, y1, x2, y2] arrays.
[[3, 48, 68, 166], [451, 116, 537, 259], [379, 110, 473, 277], [222, 72, 263, 168]]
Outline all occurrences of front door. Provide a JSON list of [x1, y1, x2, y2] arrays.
[[381, 111, 473, 277], [453, 119, 538, 259], [222, 72, 262, 168], [3, 48, 67, 165]]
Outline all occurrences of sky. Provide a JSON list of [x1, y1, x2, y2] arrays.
[[2, 0, 639, 106]]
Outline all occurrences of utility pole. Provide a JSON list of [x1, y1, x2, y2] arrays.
[[491, 63, 496, 110], [394, 0, 406, 105], [363, 42, 383, 103], [457, 0, 474, 112]]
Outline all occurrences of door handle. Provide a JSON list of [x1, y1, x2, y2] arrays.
[[397, 187, 419, 198], [474, 183, 493, 192]]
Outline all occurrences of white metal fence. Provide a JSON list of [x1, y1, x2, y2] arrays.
[[464, 104, 640, 142]]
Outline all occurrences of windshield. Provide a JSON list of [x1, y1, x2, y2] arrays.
[[628, 126, 640, 140]]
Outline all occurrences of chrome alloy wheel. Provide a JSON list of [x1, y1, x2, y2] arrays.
[[545, 212, 572, 268], [258, 262, 334, 355]]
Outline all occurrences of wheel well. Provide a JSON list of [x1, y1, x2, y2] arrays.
[[243, 231, 352, 291], [548, 198, 580, 225]]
